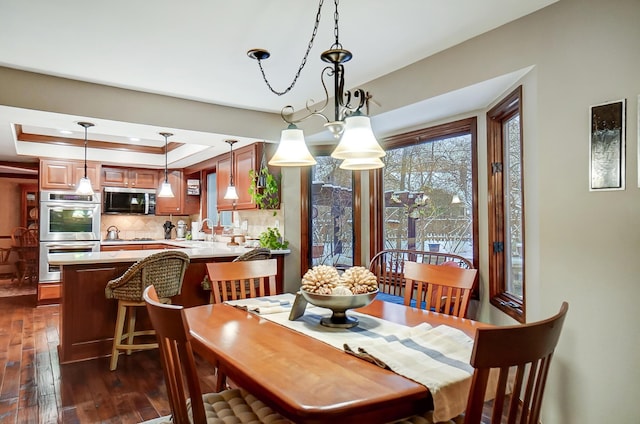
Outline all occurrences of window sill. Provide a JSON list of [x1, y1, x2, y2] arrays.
[[490, 294, 524, 323]]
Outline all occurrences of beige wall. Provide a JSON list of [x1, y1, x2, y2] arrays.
[[0, 0, 638, 421]]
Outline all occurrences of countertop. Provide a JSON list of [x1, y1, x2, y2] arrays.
[[48, 240, 290, 265]]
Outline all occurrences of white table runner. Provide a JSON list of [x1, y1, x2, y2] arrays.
[[225, 294, 489, 422]]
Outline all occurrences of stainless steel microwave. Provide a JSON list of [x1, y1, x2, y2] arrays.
[[103, 187, 156, 215]]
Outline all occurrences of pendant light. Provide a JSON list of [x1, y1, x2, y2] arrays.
[[248, 0, 385, 169], [75, 122, 95, 195], [157, 132, 175, 198], [223, 140, 239, 200]]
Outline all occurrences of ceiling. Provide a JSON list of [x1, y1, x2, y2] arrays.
[[0, 0, 556, 170]]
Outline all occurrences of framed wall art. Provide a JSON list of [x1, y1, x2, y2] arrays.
[[589, 98, 626, 191]]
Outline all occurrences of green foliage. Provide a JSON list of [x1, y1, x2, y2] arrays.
[[259, 227, 289, 250], [248, 168, 280, 213]]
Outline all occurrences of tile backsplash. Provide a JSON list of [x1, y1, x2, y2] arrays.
[[100, 215, 192, 240], [100, 206, 284, 241]]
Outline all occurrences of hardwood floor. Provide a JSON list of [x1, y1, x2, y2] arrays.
[[0, 294, 218, 424]]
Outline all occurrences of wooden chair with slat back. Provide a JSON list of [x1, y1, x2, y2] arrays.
[[205, 258, 277, 304], [369, 249, 474, 299], [205, 258, 278, 390], [395, 302, 569, 424], [464, 302, 569, 424], [403, 261, 477, 318], [142, 285, 291, 424]]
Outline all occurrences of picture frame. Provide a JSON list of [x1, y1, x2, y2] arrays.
[[589, 99, 626, 191]]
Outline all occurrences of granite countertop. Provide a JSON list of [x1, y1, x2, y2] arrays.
[[48, 240, 290, 265]]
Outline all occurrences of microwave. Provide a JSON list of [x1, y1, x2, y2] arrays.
[[103, 187, 156, 215]]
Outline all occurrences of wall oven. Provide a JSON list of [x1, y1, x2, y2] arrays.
[[39, 240, 101, 282], [39, 190, 101, 282]]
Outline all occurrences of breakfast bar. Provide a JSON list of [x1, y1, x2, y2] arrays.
[[48, 241, 289, 364]]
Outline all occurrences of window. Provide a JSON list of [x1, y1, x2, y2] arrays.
[[301, 150, 361, 274], [370, 118, 478, 269], [487, 86, 525, 322]]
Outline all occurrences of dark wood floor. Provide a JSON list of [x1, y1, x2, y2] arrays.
[[0, 294, 218, 424]]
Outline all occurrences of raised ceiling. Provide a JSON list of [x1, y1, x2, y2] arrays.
[[0, 0, 556, 168]]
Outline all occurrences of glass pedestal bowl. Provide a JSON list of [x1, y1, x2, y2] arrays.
[[300, 289, 378, 328]]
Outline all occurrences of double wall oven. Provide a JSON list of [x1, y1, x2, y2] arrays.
[[39, 190, 101, 282]]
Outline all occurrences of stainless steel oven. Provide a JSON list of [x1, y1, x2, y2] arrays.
[[39, 240, 101, 282], [39, 190, 101, 282], [40, 191, 101, 241]]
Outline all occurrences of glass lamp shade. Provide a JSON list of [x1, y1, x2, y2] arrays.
[[268, 126, 317, 167], [223, 185, 239, 200], [331, 114, 385, 160], [339, 156, 385, 170], [158, 181, 175, 198], [75, 177, 94, 195]]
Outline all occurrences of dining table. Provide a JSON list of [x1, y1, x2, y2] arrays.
[[185, 295, 491, 424]]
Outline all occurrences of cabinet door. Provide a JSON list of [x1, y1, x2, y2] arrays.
[[155, 170, 183, 215], [40, 160, 74, 190], [130, 169, 158, 189], [234, 144, 257, 209], [73, 162, 101, 191], [21, 184, 39, 229], [102, 167, 129, 187]]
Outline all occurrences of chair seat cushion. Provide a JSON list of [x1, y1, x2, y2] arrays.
[[145, 388, 290, 423], [391, 411, 465, 424]]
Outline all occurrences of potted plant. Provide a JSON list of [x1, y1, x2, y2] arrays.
[[259, 227, 289, 250], [248, 167, 280, 213]]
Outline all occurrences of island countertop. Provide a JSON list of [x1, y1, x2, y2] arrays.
[[49, 240, 290, 265]]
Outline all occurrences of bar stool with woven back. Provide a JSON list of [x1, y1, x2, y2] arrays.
[[105, 250, 190, 371]]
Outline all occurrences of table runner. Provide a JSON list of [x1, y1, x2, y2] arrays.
[[225, 294, 491, 422]]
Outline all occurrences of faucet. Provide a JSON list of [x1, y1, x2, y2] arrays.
[[200, 217, 215, 242]]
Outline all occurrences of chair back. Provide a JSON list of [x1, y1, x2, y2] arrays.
[[369, 249, 474, 297], [232, 247, 271, 262], [143, 285, 207, 424], [105, 251, 190, 301], [403, 261, 477, 317], [465, 302, 569, 424], [206, 259, 277, 304]]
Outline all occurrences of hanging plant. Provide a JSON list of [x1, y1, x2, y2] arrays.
[[248, 167, 280, 211]]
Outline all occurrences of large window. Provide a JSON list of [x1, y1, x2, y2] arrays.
[[487, 86, 525, 322], [300, 150, 361, 275], [371, 118, 478, 268]]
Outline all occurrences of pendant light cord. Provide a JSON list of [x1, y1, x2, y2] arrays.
[[83, 126, 88, 178]]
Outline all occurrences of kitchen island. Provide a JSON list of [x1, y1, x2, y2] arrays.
[[49, 241, 289, 364]]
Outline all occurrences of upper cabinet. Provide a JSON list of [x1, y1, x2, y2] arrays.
[[40, 159, 101, 191], [216, 143, 281, 211], [155, 170, 200, 216], [102, 167, 158, 189]]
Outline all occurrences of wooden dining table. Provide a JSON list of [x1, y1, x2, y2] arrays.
[[185, 299, 490, 424]]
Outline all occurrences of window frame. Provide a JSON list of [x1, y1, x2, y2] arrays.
[[300, 146, 362, 277], [369, 117, 479, 271], [487, 86, 525, 322]]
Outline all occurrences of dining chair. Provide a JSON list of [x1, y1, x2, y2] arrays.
[[205, 258, 277, 304], [369, 249, 473, 303], [403, 261, 477, 318], [105, 250, 189, 371], [393, 302, 569, 424], [12, 227, 38, 285], [142, 285, 291, 424], [463, 301, 569, 423]]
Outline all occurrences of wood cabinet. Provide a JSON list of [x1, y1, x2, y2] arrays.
[[216, 143, 280, 211], [155, 170, 199, 215], [102, 167, 158, 189], [20, 184, 39, 229], [217, 143, 258, 210], [40, 159, 101, 191]]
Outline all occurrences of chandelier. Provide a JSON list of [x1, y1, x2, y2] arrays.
[[248, 0, 385, 170]]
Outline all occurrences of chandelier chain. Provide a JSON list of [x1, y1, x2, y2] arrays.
[[333, 0, 341, 49], [257, 0, 325, 96]]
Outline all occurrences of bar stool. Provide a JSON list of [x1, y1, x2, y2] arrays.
[[105, 250, 189, 371]]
